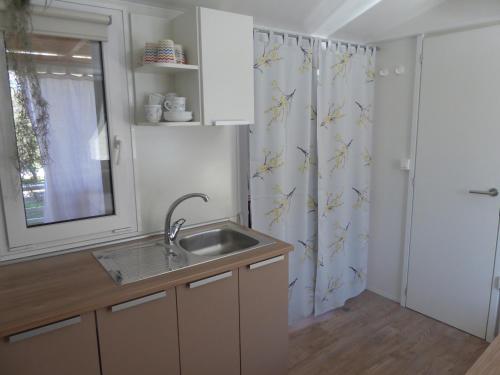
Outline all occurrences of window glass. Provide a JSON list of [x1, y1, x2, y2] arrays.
[[5, 34, 114, 227]]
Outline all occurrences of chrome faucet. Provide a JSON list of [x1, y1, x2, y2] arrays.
[[165, 193, 209, 244]]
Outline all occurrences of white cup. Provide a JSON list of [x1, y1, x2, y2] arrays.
[[163, 93, 177, 111], [170, 97, 186, 112], [148, 93, 165, 105], [144, 104, 162, 123]]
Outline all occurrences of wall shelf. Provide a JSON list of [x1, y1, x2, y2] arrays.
[[136, 121, 201, 127], [136, 63, 199, 74]]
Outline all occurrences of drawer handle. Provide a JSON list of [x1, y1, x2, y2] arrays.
[[8, 316, 81, 343], [249, 255, 285, 270], [212, 120, 250, 126], [189, 271, 232, 288], [111, 291, 167, 313]]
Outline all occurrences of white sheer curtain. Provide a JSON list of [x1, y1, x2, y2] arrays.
[[40, 76, 108, 223], [250, 32, 375, 323]]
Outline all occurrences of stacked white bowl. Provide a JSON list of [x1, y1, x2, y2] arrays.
[[163, 92, 192, 122]]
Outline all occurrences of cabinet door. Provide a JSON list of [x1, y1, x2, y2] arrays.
[[240, 255, 289, 375], [198, 7, 254, 125], [96, 289, 180, 375], [177, 270, 240, 375], [0, 312, 100, 375]]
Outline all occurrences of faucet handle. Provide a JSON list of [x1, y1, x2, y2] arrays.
[[169, 218, 186, 241]]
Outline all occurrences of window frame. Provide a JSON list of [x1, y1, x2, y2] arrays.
[[0, 5, 138, 259]]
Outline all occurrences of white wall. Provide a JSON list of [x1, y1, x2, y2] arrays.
[[133, 126, 240, 234], [367, 37, 416, 301], [365, 2, 500, 303]]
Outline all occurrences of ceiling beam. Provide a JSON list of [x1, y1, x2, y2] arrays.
[[308, 0, 384, 37]]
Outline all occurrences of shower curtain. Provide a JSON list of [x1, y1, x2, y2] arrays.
[[250, 32, 375, 323]]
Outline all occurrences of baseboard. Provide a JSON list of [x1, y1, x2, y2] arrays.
[[367, 286, 401, 303]]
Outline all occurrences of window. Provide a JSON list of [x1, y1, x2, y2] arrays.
[[0, 6, 137, 258], [6, 35, 115, 227]]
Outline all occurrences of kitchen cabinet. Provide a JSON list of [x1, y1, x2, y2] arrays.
[[239, 254, 289, 375], [177, 270, 240, 375], [132, 7, 254, 127], [0, 224, 292, 375], [198, 7, 254, 125], [0, 312, 100, 375], [96, 289, 180, 375]]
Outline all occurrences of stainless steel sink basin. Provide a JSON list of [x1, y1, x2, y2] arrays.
[[177, 228, 259, 257], [93, 241, 189, 285], [94, 221, 275, 285]]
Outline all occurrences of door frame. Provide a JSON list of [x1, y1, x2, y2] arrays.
[[400, 30, 500, 342]]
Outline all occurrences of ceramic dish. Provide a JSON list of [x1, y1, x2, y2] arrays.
[[164, 111, 193, 122]]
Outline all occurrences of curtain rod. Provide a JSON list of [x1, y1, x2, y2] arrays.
[[253, 26, 379, 51]]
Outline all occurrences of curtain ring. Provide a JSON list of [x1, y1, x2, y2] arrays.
[[269, 30, 278, 44]]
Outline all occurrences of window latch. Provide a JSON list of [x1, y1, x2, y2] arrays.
[[113, 136, 122, 165]]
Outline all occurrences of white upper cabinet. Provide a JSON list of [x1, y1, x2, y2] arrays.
[[131, 6, 254, 127], [197, 7, 254, 126]]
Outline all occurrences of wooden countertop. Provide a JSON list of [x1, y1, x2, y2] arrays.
[[467, 335, 500, 375], [0, 222, 292, 338]]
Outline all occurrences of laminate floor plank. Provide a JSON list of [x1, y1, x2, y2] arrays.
[[289, 291, 488, 375]]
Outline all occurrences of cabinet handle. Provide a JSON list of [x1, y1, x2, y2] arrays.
[[111, 291, 167, 313], [8, 316, 81, 343], [249, 255, 285, 270], [189, 271, 233, 288], [212, 120, 250, 126]]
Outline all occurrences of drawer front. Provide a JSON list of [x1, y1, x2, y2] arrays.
[[177, 270, 240, 375], [0, 312, 100, 375], [97, 289, 180, 375]]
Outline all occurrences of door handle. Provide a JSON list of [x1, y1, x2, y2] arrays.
[[249, 255, 284, 270], [8, 316, 81, 343], [212, 120, 250, 126], [188, 271, 232, 288], [111, 291, 167, 313], [469, 188, 499, 197]]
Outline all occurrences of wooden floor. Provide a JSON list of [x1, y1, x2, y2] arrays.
[[289, 291, 488, 375]]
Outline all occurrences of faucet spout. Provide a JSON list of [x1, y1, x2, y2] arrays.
[[165, 193, 210, 244]]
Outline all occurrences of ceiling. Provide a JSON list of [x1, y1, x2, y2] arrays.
[[333, 0, 500, 43], [134, 0, 364, 36], [333, 0, 447, 42], [130, 0, 332, 33], [133, 0, 500, 42]]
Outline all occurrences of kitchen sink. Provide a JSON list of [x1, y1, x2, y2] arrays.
[[94, 221, 275, 285], [177, 228, 259, 257]]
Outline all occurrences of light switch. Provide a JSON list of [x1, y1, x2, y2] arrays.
[[400, 158, 411, 171]]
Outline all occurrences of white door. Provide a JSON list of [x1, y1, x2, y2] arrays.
[[406, 25, 500, 338], [198, 7, 254, 125]]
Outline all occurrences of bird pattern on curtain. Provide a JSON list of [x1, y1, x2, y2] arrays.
[[250, 32, 375, 323]]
